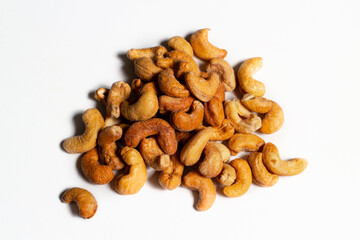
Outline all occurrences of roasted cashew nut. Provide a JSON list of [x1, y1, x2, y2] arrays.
[[170, 100, 204, 132], [182, 170, 216, 211], [262, 143, 308, 176], [190, 28, 227, 60], [237, 57, 265, 97], [260, 101, 284, 134], [156, 57, 174, 69], [121, 90, 158, 121], [206, 58, 236, 92], [168, 36, 194, 57], [134, 57, 163, 82], [223, 159, 252, 197], [63, 108, 104, 154], [139, 137, 171, 171], [106, 81, 131, 118], [185, 71, 220, 102], [248, 152, 279, 187], [196, 119, 235, 141], [228, 133, 265, 156], [241, 94, 272, 114], [94, 87, 108, 105], [97, 126, 124, 170], [114, 147, 147, 195], [173, 61, 193, 79], [210, 142, 231, 162], [61, 187, 97, 219], [80, 148, 114, 185], [124, 118, 177, 155], [204, 97, 224, 127], [175, 131, 194, 145], [131, 79, 159, 96], [158, 68, 189, 97], [158, 95, 194, 114], [167, 50, 200, 75], [198, 142, 223, 178], [216, 163, 236, 186], [158, 152, 184, 190], [127, 46, 167, 61]]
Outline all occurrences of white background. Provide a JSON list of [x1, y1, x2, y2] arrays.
[[1, 0, 359, 239]]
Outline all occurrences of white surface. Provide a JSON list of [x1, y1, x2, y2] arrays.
[[0, 0, 359, 239]]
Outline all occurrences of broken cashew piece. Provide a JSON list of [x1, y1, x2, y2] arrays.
[[198, 142, 223, 178], [81, 148, 114, 185], [158, 152, 184, 190], [158, 68, 189, 97], [94, 87, 108, 105], [182, 170, 216, 211], [262, 142, 308, 176], [127, 46, 167, 61], [171, 100, 204, 132], [237, 57, 265, 97], [61, 187, 97, 219], [206, 58, 236, 92], [106, 81, 131, 118], [216, 163, 236, 186], [168, 36, 194, 57], [139, 137, 171, 171], [190, 28, 227, 60], [260, 101, 284, 134], [167, 50, 200, 75], [248, 152, 279, 187], [63, 108, 104, 154], [158, 95, 194, 114], [97, 126, 124, 170], [134, 57, 163, 81], [114, 147, 147, 195], [121, 90, 158, 121], [228, 133, 265, 156], [185, 71, 220, 102], [241, 94, 272, 114], [223, 159, 252, 197]]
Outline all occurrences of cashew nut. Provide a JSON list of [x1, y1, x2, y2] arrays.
[[114, 147, 147, 195], [124, 118, 177, 155], [185, 71, 220, 102], [224, 99, 262, 134], [158, 152, 184, 190], [139, 137, 171, 171], [228, 133, 265, 156], [156, 57, 174, 69], [237, 57, 265, 97], [80, 148, 114, 184], [216, 163, 236, 186], [173, 61, 193, 79], [198, 142, 223, 178], [262, 142, 308, 176], [204, 97, 224, 127], [158, 68, 189, 97], [104, 116, 121, 127], [213, 81, 225, 102], [127, 46, 167, 61], [121, 90, 158, 121], [210, 141, 231, 162], [175, 131, 194, 145], [190, 28, 227, 60], [180, 127, 213, 166], [182, 170, 216, 211], [167, 50, 200, 75], [196, 119, 235, 141], [97, 126, 124, 170], [206, 58, 236, 91], [158, 95, 194, 114], [223, 159, 252, 197], [248, 152, 279, 187], [241, 94, 272, 114], [63, 108, 104, 154], [170, 100, 204, 132], [260, 101, 284, 134], [106, 81, 131, 118], [134, 57, 163, 82], [131, 79, 159, 96], [168, 36, 194, 57], [61, 187, 97, 219], [94, 87, 108, 105]]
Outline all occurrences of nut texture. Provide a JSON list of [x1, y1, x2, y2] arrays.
[[158, 152, 184, 190], [204, 97, 224, 127], [241, 94, 272, 114], [237, 57, 265, 97], [216, 163, 236, 186], [121, 90, 159, 121], [139, 137, 171, 171], [210, 142, 231, 162], [190, 28, 227, 60], [260, 101, 284, 134], [198, 142, 223, 178], [206, 58, 236, 91], [167, 50, 200, 75], [134, 57, 163, 81], [97, 126, 124, 170], [158, 68, 189, 97], [158, 95, 194, 114], [61, 187, 97, 219], [168, 36, 194, 57], [106, 81, 131, 118], [185, 71, 220, 102], [223, 159, 252, 197], [171, 100, 204, 132], [127, 46, 167, 61], [248, 152, 279, 187], [228, 133, 265, 156]]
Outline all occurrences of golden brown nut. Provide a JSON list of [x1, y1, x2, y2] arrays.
[[223, 159, 252, 197], [97, 126, 124, 170], [241, 94, 272, 114], [248, 152, 279, 187], [167, 50, 200, 75], [185, 71, 220, 102], [114, 147, 147, 195], [228, 133, 265, 156], [121, 90, 158, 121], [262, 143, 308, 176], [216, 163, 236, 186], [158, 68, 189, 97], [206, 119, 235, 141], [175, 131, 194, 145], [104, 116, 121, 127], [158, 152, 184, 190], [156, 57, 174, 69], [210, 142, 231, 162], [94, 87, 108, 105], [139, 137, 171, 171], [237, 57, 265, 97], [61, 187, 97, 219], [260, 101, 284, 134], [127, 46, 167, 61], [182, 170, 216, 211], [204, 97, 224, 127], [106, 81, 131, 118], [206, 58, 236, 91], [134, 57, 163, 81], [158, 95, 194, 114], [198, 142, 223, 178], [168, 36, 194, 57], [131, 79, 160, 96], [173, 61, 193, 79], [171, 100, 204, 132], [81, 148, 114, 185], [124, 118, 177, 155], [63, 108, 104, 154], [190, 28, 227, 60], [213, 82, 225, 102]]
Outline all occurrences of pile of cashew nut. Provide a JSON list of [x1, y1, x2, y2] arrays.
[[61, 28, 307, 218]]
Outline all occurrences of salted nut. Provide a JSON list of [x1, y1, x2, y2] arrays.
[[228, 133, 265, 156], [198, 142, 223, 178], [216, 163, 236, 186], [241, 94, 272, 114], [171, 100, 204, 132], [190, 28, 227, 60], [97, 126, 124, 170], [106, 81, 131, 118], [260, 101, 284, 134], [168, 36, 194, 57], [206, 58, 236, 92], [167, 50, 200, 75], [139, 137, 171, 171], [185, 71, 220, 102], [262, 143, 308, 176], [121, 90, 158, 121], [134, 57, 163, 81], [223, 159, 252, 197], [158, 95, 194, 114], [248, 152, 279, 187], [158, 68, 189, 98], [158, 152, 184, 190], [237, 57, 265, 97], [127, 46, 167, 61], [61, 187, 97, 219]]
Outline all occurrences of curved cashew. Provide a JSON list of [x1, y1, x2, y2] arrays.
[[61, 187, 97, 219], [182, 170, 216, 211], [210, 142, 230, 162], [196, 119, 235, 141], [216, 163, 236, 186], [106, 81, 131, 118], [168, 36, 194, 57], [158, 152, 184, 190], [248, 152, 279, 187], [175, 131, 194, 145], [80, 148, 114, 184], [167, 50, 200, 75], [213, 82, 225, 101], [104, 116, 121, 127], [174, 61, 193, 79], [224, 99, 261, 133], [198, 142, 223, 178], [171, 100, 204, 132], [260, 101, 284, 134], [139, 137, 171, 171], [190, 28, 227, 60], [127, 46, 167, 61], [204, 97, 224, 127], [124, 118, 177, 155], [97, 126, 124, 170], [228, 133, 265, 156], [237, 57, 265, 97], [262, 143, 308, 176], [114, 147, 147, 195], [134, 57, 163, 81], [241, 94, 272, 114], [63, 108, 104, 154], [121, 90, 158, 121], [94, 87, 108, 105], [131, 79, 159, 96], [185, 71, 220, 102], [206, 58, 236, 91], [180, 127, 213, 166], [158, 68, 189, 97], [158, 95, 194, 114], [156, 57, 174, 69], [223, 159, 252, 197]]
